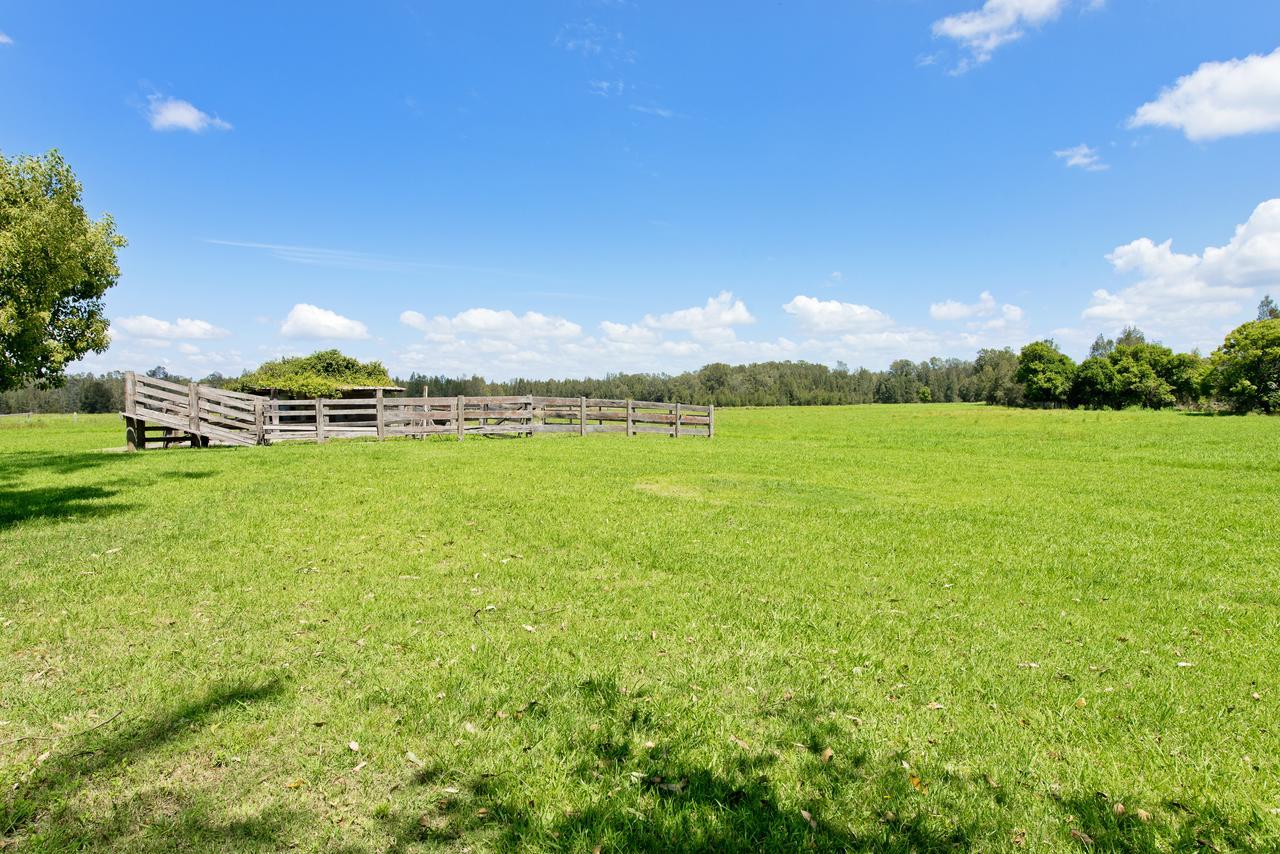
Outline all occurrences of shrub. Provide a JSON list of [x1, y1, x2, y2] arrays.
[[231, 350, 393, 398]]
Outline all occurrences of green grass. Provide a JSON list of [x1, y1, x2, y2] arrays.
[[1, 406, 1278, 851]]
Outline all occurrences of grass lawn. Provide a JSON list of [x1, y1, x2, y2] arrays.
[[1, 406, 1278, 851]]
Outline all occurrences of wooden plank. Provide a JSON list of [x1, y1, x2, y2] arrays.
[[197, 398, 256, 425], [533, 396, 584, 406], [197, 391, 257, 413], [198, 385, 264, 405], [135, 384, 189, 406], [375, 389, 385, 441], [630, 424, 676, 435], [188, 384, 200, 437], [125, 416, 140, 451], [124, 372, 137, 417], [135, 374, 189, 394], [531, 423, 582, 433]]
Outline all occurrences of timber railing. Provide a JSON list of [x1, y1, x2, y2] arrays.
[[122, 372, 713, 450]]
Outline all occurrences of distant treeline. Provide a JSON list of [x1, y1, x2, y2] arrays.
[[399, 357, 986, 407], [5, 300, 1276, 415]]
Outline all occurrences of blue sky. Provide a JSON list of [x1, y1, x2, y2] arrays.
[[2, 1, 1279, 379]]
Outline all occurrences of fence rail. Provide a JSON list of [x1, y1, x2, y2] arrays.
[[122, 372, 712, 450]]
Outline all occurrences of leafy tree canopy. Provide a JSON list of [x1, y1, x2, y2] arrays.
[[1210, 319, 1280, 413], [1015, 340, 1075, 404], [230, 349, 394, 399], [1259, 295, 1280, 321], [0, 150, 126, 391]]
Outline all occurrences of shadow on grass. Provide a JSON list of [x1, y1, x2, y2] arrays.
[[377, 676, 990, 852], [0, 451, 216, 529], [1059, 790, 1274, 852], [2, 677, 292, 851]]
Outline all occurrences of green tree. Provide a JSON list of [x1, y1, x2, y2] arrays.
[[1088, 334, 1115, 359], [1209, 319, 1280, 413], [964, 347, 1023, 406], [77, 377, 116, 413], [1258, 295, 1280, 321], [1070, 357, 1119, 408], [0, 150, 126, 391], [1015, 340, 1075, 406]]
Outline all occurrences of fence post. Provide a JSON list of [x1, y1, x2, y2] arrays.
[[254, 400, 265, 445], [376, 388, 385, 441], [579, 396, 587, 437], [456, 395, 465, 440], [626, 399, 634, 437], [708, 404, 715, 440], [125, 371, 136, 417], [124, 372, 138, 451], [674, 402, 681, 438], [188, 382, 201, 444], [315, 398, 326, 443], [526, 394, 535, 438]]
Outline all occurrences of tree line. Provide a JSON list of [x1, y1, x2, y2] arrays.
[[5, 150, 1274, 416], [13, 302, 1271, 415]]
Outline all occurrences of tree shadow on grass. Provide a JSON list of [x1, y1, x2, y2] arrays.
[[1059, 790, 1276, 852], [0, 484, 132, 529], [2, 677, 290, 850], [378, 675, 994, 852], [0, 452, 215, 529]]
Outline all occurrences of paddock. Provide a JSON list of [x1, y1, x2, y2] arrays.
[[120, 371, 713, 450]]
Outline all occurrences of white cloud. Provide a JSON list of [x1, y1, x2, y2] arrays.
[[643, 291, 755, 334], [599, 320, 661, 345], [782, 295, 892, 333], [629, 104, 674, 119], [114, 315, 230, 340], [589, 80, 625, 97], [1054, 143, 1108, 171], [555, 20, 632, 63], [982, 303, 1026, 330], [930, 291, 997, 320], [1128, 47, 1280, 141], [146, 94, 232, 133], [1084, 198, 1280, 348], [401, 307, 581, 340], [0, 32, 13, 45], [931, 0, 1073, 71], [280, 304, 370, 340]]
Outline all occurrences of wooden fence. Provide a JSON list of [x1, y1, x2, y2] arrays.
[[122, 372, 712, 450]]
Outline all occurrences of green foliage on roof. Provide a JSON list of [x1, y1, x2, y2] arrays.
[[230, 350, 394, 399]]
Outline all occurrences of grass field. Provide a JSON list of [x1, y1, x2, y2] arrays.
[[2, 406, 1278, 852]]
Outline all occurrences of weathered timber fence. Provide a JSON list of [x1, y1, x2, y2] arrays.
[[122, 372, 713, 450]]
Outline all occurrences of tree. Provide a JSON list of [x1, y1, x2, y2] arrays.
[[1070, 357, 1119, 408], [1015, 340, 1075, 405], [1209, 319, 1280, 413], [1115, 325, 1147, 348], [0, 150, 126, 391], [1259, 295, 1280, 321], [77, 377, 116, 413], [964, 347, 1023, 406], [1088, 334, 1115, 359]]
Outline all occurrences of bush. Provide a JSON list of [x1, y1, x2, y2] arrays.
[[231, 350, 393, 399]]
